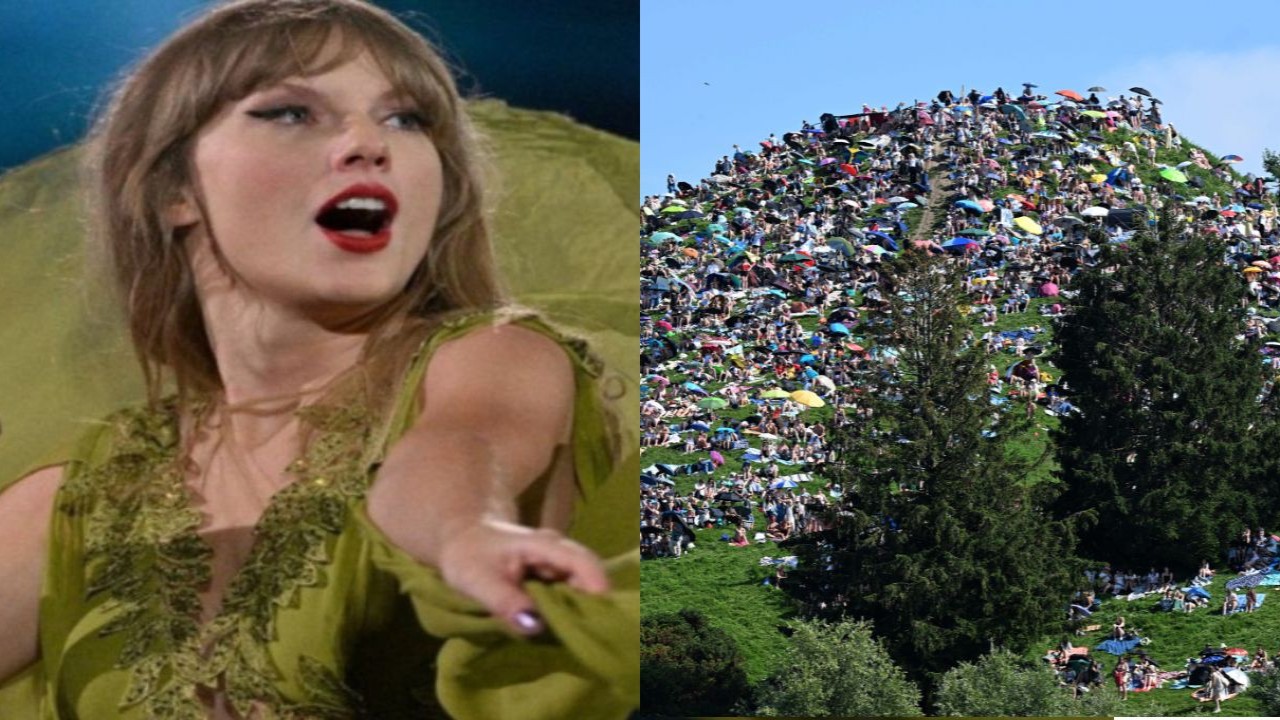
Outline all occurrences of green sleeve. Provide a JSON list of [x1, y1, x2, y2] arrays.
[[355, 310, 639, 719]]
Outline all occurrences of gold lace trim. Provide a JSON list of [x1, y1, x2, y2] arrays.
[[63, 400, 373, 718]]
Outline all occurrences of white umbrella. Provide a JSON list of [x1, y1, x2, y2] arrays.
[[1082, 206, 1109, 217], [770, 478, 800, 489]]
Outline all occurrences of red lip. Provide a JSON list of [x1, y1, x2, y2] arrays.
[[316, 183, 399, 254]]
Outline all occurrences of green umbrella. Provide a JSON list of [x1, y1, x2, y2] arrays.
[[648, 231, 679, 243], [957, 228, 993, 236], [761, 388, 792, 399], [780, 253, 811, 263], [1159, 167, 1188, 183], [706, 223, 726, 233], [827, 237, 855, 257], [698, 397, 728, 410], [1080, 110, 1106, 119], [660, 205, 687, 214]]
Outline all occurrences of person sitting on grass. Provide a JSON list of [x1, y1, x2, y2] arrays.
[[1223, 592, 1238, 615], [1199, 560, 1216, 582], [729, 525, 749, 547], [1112, 615, 1126, 640]]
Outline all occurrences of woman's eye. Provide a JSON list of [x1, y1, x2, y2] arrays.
[[385, 111, 428, 131], [247, 105, 312, 125]]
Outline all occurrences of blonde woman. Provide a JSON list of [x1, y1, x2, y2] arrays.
[[0, 1, 635, 718]]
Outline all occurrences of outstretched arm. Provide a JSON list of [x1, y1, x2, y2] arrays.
[[365, 323, 608, 635]]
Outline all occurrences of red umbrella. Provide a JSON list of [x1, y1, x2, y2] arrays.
[[1055, 89, 1084, 102], [1225, 648, 1249, 658], [1041, 282, 1059, 296], [839, 163, 858, 175], [656, 320, 673, 331]]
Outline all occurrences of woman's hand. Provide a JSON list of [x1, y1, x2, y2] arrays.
[[436, 518, 610, 635]]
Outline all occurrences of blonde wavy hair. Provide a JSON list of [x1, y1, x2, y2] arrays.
[[85, 0, 506, 404]]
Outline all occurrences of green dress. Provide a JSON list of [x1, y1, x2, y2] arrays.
[[0, 311, 639, 719]]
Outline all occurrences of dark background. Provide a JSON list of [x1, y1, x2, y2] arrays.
[[0, 0, 638, 173]]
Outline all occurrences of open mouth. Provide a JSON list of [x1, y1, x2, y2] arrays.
[[315, 184, 398, 252]]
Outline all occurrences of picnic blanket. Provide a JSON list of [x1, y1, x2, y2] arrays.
[[1225, 593, 1266, 614], [1257, 572, 1280, 586], [1096, 637, 1143, 655]]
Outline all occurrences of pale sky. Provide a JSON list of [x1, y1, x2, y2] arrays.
[[642, 0, 1280, 197]]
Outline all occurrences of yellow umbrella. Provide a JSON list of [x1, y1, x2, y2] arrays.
[[1090, 173, 1107, 183], [761, 387, 792, 399], [1014, 216, 1043, 235], [1244, 267, 1263, 274], [683, 247, 699, 258], [790, 390, 826, 408]]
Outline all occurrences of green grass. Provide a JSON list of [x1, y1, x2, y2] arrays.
[[1023, 576, 1280, 716]]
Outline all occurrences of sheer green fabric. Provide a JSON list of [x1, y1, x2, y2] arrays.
[[0, 311, 638, 719]]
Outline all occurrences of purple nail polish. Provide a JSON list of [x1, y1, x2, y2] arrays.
[[513, 610, 543, 633]]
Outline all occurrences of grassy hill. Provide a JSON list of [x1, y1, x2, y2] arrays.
[[641, 112, 1280, 714]]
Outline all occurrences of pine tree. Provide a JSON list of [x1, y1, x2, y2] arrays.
[[1051, 212, 1268, 571], [784, 248, 1079, 686]]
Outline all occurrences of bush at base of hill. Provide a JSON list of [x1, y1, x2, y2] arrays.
[[1249, 668, 1280, 716], [752, 619, 923, 717], [934, 649, 1124, 717], [640, 609, 751, 717]]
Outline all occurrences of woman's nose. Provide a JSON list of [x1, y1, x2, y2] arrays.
[[335, 118, 389, 171]]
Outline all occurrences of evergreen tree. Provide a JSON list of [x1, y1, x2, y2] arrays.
[[640, 609, 750, 718], [784, 248, 1079, 686], [753, 619, 922, 717], [1051, 213, 1268, 571]]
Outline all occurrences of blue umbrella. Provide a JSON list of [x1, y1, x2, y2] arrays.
[[810, 335, 823, 347], [690, 421, 711, 431], [867, 230, 899, 251], [829, 322, 851, 336], [804, 367, 819, 379], [715, 427, 735, 434], [997, 137, 1014, 145], [648, 231, 679, 243], [770, 478, 800, 489], [942, 237, 978, 249], [706, 223, 726, 233], [955, 199, 984, 213], [799, 354, 816, 365], [683, 381, 709, 395]]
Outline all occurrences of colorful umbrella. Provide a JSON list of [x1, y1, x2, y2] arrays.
[[1014, 216, 1043, 235], [1055, 89, 1084, 102], [770, 478, 800, 489], [698, 397, 728, 410], [761, 388, 792, 399], [829, 322, 851, 336], [1222, 154, 1244, 163], [789, 390, 826, 408], [1159, 167, 1188, 183], [955, 199, 984, 213]]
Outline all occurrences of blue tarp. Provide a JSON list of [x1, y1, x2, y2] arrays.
[[1096, 638, 1143, 655]]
